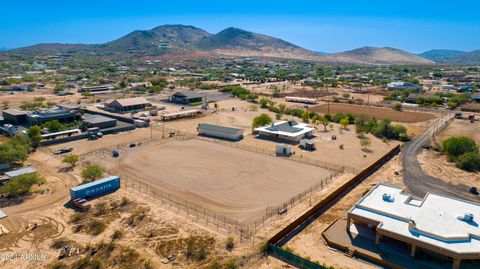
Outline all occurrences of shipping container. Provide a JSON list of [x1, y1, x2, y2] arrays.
[[70, 176, 120, 200]]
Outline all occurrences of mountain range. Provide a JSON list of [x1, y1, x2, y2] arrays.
[[419, 49, 480, 64], [3, 24, 478, 65]]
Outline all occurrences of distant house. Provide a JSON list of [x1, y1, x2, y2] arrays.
[[104, 97, 151, 113], [129, 82, 152, 89], [254, 120, 315, 143], [387, 81, 421, 91], [197, 123, 243, 141], [78, 84, 114, 93], [170, 91, 204, 104]]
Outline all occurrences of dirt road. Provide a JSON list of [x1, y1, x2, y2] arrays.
[[402, 115, 480, 202]]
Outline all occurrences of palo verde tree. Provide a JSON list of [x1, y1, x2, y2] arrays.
[[27, 125, 43, 148], [62, 154, 79, 168], [252, 113, 273, 130], [81, 164, 105, 183]]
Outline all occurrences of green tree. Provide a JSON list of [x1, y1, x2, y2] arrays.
[[63, 154, 79, 168], [259, 98, 268, 109], [277, 103, 286, 114], [2, 101, 9, 109], [252, 113, 273, 129], [27, 125, 43, 148], [442, 136, 477, 160], [43, 120, 65, 133], [0, 134, 30, 165], [0, 173, 45, 198], [457, 152, 480, 172], [340, 117, 349, 129], [301, 110, 310, 123], [393, 103, 402, 111], [318, 115, 329, 132], [81, 164, 105, 183]]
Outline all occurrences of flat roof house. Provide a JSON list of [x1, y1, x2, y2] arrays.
[[347, 183, 480, 269], [27, 107, 80, 126], [254, 120, 314, 143], [82, 114, 117, 129], [197, 123, 243, 141], [2, 109, 28, 125], [170, 91, 204, 104], [104, 97, 151, 113]]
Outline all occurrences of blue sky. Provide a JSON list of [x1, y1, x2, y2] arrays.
[[1, 0, 479, 53]]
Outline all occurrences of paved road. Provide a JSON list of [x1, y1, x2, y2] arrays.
[[402, 116, 480, 202]]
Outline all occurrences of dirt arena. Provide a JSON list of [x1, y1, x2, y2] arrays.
[[102, 139, 333, 224], [310, 103, 436, 123]]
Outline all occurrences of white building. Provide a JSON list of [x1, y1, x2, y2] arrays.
[[348, 183, 480, 269], [254, 120, 314, 143]]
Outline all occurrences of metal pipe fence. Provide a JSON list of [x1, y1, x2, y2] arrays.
[[160, 127, 357, 174], [78, 126, 346, 237], [121, 175, 253, 240]]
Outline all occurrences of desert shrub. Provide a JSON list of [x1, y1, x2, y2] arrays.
[[50, 237, 74, 249], [126, 208, 148, 226], [225, 259, 238, 269], [86, 219, 106, 235], [0, 173, 45, 198], [111, 229, 124, 240], [208, 261, 222, 269], [71, 257, 102, 269], [226, 236, 234, 251], [442, 136, 477, 160], [49, 262, 67, 269], [457, 152, 480, 172]]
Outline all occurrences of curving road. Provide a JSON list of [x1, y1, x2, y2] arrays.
[[402, 115, 480, 202]]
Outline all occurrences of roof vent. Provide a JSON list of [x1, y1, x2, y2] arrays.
[[382, 193, 395, 202], [458, 213, 474, 222]]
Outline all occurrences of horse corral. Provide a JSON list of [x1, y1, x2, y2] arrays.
[[100, 138, 334, 225]]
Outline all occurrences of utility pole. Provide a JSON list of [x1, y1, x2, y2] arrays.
[[327, 96, 330, 114]]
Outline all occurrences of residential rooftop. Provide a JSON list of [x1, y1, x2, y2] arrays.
[[349, 184, 480, 255]]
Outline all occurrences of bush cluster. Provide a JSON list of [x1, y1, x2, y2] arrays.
[[442, 136, 480, 172]]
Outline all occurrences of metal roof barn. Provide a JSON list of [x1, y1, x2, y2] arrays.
[[5, 167, 37, 179], [198, 123, 244, 141]]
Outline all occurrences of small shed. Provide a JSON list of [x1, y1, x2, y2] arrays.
[[5, 167, 37, 179], [275, 144, 292, 156], [300, 139, 316, 151], [197, 123, 243, 141]]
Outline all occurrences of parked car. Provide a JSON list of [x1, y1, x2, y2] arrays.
[[53, 147, 73, 155], [129, 143, 136, 148]]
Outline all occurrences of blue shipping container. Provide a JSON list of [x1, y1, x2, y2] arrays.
[[70, 176, 120, 200]]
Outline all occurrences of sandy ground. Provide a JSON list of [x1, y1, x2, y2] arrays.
[[311, 103, 437, 123], [102, 139, 333, 224], [439, 118, 480, 145], [418, 150, 480, 189], [0, 188, 260, 269]]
